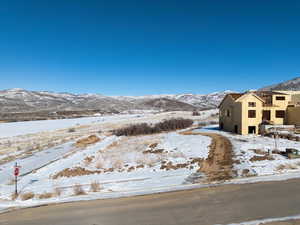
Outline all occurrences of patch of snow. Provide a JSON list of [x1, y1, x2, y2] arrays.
[[221, 213, 300, 225], [0, 114, 144, 138]]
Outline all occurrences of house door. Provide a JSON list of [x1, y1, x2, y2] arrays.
[[262, 110, 271, 121], [234, 125, 238, 133], [220, 122, 224, 130], [248, 126, 256, 134]]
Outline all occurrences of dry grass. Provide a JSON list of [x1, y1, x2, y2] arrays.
[[90, 181, 101, 192], [53, 167, 101, 179], [250, 155, 274, 162], [160, 161, 189, 170], [73, 184, 86, 196], [252, 149, 266, 155], [148, 143, 158, 149], [277, 164, 298, 171], [143, 149, 164, 154], [11, 193, 18, 200], [84, 156, 94, 166], [75, 135, 100, 148], [105, 141, 119, 150], [38, 192, 53, 199], [21, 192, 35, 201]]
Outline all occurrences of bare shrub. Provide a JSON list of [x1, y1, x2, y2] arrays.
[[53, 167, 100, 179], [68, 128, 76, 133], [113, 118, 193, 136], [75, 135, 100, 148], [192, 111, 200, 116], [208, 120, 218, 125], [84, 156, 94, 166], [198, 121, 208, 127], [38, 192, 53, 199], [148, 143, 158, 149], [11, 193, 18, 200], [252, 149, 265, 155], [21, 192, 35, 201], [90, 181, 101, 192], [250, 155, 274, 162], [73, 184, 86, 196]]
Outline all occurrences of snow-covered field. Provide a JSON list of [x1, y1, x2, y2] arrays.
[[0, 111, 215, 212], [1, 109, 300, 213], [0, 114, 143, 138]]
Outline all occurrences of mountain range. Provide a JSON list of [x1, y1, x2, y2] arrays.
[[1, 77, 299, 121], [259, 77, 300, 91], [0, 88, 231, 121]]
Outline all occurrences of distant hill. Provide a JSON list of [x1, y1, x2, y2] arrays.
[[0, 88, 231, 121], [259, 77, 300, 91]]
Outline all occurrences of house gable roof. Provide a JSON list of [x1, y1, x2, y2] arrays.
[[236, 92, 265, 103], [218, 92, 265, 108], [218, 93, 243, 108]]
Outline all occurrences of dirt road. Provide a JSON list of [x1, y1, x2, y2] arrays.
[[1, 178, 300, 225], [181, 131, 234, 181]]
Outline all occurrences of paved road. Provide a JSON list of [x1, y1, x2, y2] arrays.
[[1, 178, 300, 225]]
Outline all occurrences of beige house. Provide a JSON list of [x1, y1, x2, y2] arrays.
[[219, 91, 300, 135]]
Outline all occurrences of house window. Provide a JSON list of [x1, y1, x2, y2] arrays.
[[276, 96, 285, 101], [276, 110, 285, 118], [226, 109, 230, 117], [248, 110, 256, 118], [248, 102, 256, 107]]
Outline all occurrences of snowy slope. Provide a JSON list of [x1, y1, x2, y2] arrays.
[[0, 88, 232, 117], [260, 77, 300, 91]]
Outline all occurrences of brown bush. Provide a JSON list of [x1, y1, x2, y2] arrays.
[[11, 193, 18, 200], [198, 121, 208, 127], [68, 128, 76, 133], [73, 184, 86, 195], [53, 167, 100, 179], [113, 118, 193, 136], [84, 156, 94, 166], [90, 181, 101, 192], [192, 111, 200, 116], [250, 155, 274, 162], [21, 192, 35, 201], [38, 192, 53, 199], [75, 135, 100, 148], [143, 149, 164, 154], [149, 143, 158, 149]]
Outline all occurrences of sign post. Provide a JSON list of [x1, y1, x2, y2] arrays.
[[14, 162, 20, 196]]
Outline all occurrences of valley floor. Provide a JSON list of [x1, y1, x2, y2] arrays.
[[1, 109, 300, 213]]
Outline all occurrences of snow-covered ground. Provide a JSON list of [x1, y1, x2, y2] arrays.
[[4, 110, 300, 213], [195, 126, 300, 177], [0, 114, 144, 138], [0, 111, 216, 212]]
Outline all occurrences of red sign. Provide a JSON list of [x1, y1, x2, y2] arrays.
[[14, 167, 20, 176]]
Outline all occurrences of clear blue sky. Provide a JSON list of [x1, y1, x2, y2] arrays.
[[0, 0, 299, 95]]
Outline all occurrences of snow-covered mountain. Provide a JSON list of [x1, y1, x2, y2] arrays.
[[112, 91, 232, 110], [0, 88, 231, 121], [259, 77, 300, 91]]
